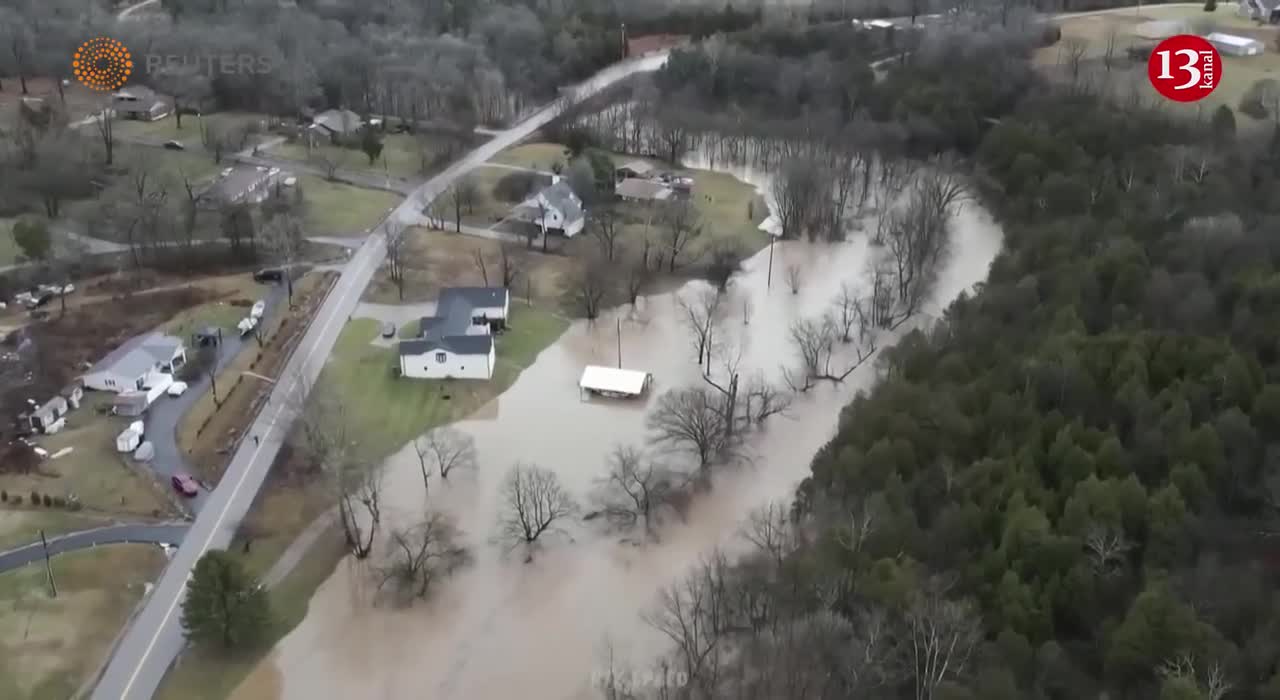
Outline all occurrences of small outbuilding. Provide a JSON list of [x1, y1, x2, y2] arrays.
[[579, 365, 653, 400], [615, 160, 658, 181], [616, 178, 674, 202], [1207, 32, 1264, 57]]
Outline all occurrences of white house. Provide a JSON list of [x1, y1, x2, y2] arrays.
[[512, 179, 586, 237], [1207, 32, 1264, 57], [82, 332, 187, 393], [398, 287, 510, 380]]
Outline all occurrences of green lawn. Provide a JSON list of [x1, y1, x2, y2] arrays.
[[269, 132, 424, 180], [324, 303, 569, 463], [113, 112, 275, 145], [454, 165, 550, 228], [489, 142, 571, 170], [115, 143, 222, 185], [0, 545, 166, 700], [298, 176, 401, 236], [0, 219, 19, 266]]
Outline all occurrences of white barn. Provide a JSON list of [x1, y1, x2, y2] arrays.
[[1207, 32, 1264, 57], [398, 287, 510, 380], [82, 332, 187, 393]]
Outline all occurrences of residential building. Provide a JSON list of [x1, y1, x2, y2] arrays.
[[512, 179, 586, 237], [111, 86, 170, 121], [616, 177, 673, 202], [615, 159, 658, 181], [398, 287, 510, 380], [81, 332, 187, 393], [308, 108, 363, 142], [1207, 32, 1264, 57], [199, 165, 289, 209]]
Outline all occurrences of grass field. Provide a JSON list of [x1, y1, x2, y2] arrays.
[[0, 510, 109, 551], [1038, 5, 1280, 122], [298, 176, 401, 236], [113, 112, 275, 145], [322, 306, 569, 462], [489, 142, 572, 170], [161, 274, 264, 340], [0, 544, 167, 700], [269, 133, 422, 180]]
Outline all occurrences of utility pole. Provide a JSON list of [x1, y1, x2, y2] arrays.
[[40, 529, 57, 598], [766, 236, 775, 289], [616, 317, 623, 369]]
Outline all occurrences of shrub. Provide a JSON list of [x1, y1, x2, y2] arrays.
[[52, 496, 65, 508], [12, 496, 21, 505], [42, 494, 52, 507], [1, 490, 7, 502], [1205, 0, 1217, 11], [30, 490, 40, 505], [494, 171, 543, 203]]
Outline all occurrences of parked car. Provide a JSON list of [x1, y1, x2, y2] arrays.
[[171, 473, 199, 497], [163, 140, 185, 150], [381, 321, 396, 338], [253, 268, 284, 283], [250, 300, 266, 319], [167, 381, 189, 397]]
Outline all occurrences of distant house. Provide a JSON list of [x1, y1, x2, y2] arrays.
[[1207, 32, 1264, 57], [1239, 0, 1280, 24], [615, 160, 658, 181], [512, 179, 586, 237], [616, 177, 673, 202], [398, 287, 510, 381], [308, 108, 363, 142], [625, 34, 691, 58], [20, 396, 68, 434], [199, 165, 289, 209], [81, 332, 187, 393], [111, 86, 170, 122]]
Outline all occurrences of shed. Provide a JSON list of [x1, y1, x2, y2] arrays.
[[24, 396, 69, 433], [616, 160, 658, 180], [113, 391, 150, 417], [116, 425, 142, 453], [1207, 32, 1264, 57], [579, 365, 653, 399]]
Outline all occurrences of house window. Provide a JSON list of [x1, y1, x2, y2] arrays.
[[135, 377, 146, 390], [435, 352, 447, 363]]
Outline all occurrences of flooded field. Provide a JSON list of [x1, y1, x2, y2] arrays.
[[230, 183, 1004, 700]]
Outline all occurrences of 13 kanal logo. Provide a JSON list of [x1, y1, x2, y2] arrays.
[[1148, 34, 1221, 103], [73, 37, 133, 91]]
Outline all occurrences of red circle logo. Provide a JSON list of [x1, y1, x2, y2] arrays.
[[1148, 34, 1221, 103]]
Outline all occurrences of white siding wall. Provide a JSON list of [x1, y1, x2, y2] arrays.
[[473, 301, 508, 321], [400, 346, 494, 380], [82, 371, 146, 393]]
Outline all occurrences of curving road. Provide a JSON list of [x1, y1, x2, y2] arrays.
[[0, 523, 188, 574], [90, 50, 670, 700]]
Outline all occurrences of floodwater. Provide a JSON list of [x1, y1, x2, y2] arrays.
[[230, 183, 1004, 700]]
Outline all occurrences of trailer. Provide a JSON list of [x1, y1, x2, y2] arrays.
[[579, 365, 653, 400]]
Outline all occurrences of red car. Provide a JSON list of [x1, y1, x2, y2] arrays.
[[171, 473, 200, 498]]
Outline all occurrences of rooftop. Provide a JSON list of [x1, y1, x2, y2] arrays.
[[202, 165, 282, 203], [88, 332, 183, 380], [312, 108, 362, 134], [616, 178, 673, 201], [399, 287, 509, 357]]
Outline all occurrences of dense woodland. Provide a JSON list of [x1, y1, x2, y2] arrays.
[[596, 23, 1280, 700]]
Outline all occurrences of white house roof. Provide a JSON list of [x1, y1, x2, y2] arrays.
[[579, 365, 651, 396], [87, 332, 183, 380], [1207, 32, 1261, 47]]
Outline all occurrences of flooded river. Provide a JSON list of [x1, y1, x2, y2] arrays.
[[229, 181, 1004, 700]]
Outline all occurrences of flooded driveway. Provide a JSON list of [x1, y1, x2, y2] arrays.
[[230, 197, 1004, 700]]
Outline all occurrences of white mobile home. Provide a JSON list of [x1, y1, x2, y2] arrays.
[[81, 332, 187, 393], [1207, 32, 1264, 57]]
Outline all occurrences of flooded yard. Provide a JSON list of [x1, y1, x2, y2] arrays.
[[229, 179, 1005, 700]]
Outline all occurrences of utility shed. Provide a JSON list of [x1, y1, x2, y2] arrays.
[[579, 365, 653, 400], [1207, 32, 1264, 57]]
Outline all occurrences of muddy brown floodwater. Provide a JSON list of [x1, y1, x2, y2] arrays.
[[229, 187, 1004, 700]]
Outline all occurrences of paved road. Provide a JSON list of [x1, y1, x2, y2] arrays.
[[0, 523, 187, 574], [90, 51, 670, 700]]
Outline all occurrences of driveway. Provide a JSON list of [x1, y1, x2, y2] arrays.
[[141, 281, 287, 515], [352, 301, 436, 347], [0, 522, 187, 574]]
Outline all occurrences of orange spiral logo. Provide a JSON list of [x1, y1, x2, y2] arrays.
[[73, 37, 133, 91]]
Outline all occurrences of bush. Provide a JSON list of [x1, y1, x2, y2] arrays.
[[12, 496, 21, 505], [1205, 0, 1217, 10], [42, 494, 52, 507], [30, 490, 40, 505], [1, 490, 7, 502], [494, 171, 542, 203]]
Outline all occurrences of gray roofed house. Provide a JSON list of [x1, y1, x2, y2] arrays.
[[398, 287, 510, 380], [512, 179, 586, 237], [81, 332, 187, 394], [615, 160, 658, 180], [309, 108, 363, 141], [200, 165, 289, 209], [111, 86, 170, 122]]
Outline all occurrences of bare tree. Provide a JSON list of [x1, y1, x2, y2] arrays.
[[382, 219, 407, 300], [786, 263, 802, 295], [472, 248, 491, 285], [647, 387, 734, 472], [95, 99, 115, 166], [900, 578, 981, 700], [374, 512, 469, 602], [622, 247, 653, 308], [642, 552, 733, 695], [1085, 524, 1131, 577], [498, 463, 577, 556], [784, 314, 876, 392], [456, 176, 480, 217], [336, 458, 382, 560], [658, 199, 703, 272], [589, 206, 625, 262], [447, 184, 465, 233], [568, 254, 614, 320], [677, 288, 723, 367], [1061, 37, 1088, 83], [591, 445, 685, 535], [831, 282, 870, 343], [738, 373, 792, 426], [498, 242, 523, 289], [882, 168, 962, 326], [1159, 654, 1233, 700], [261, 213, 304, 305], [706, 241, 744, 292], [414, 427, 477, 483], [772, 156, 822, 239]]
